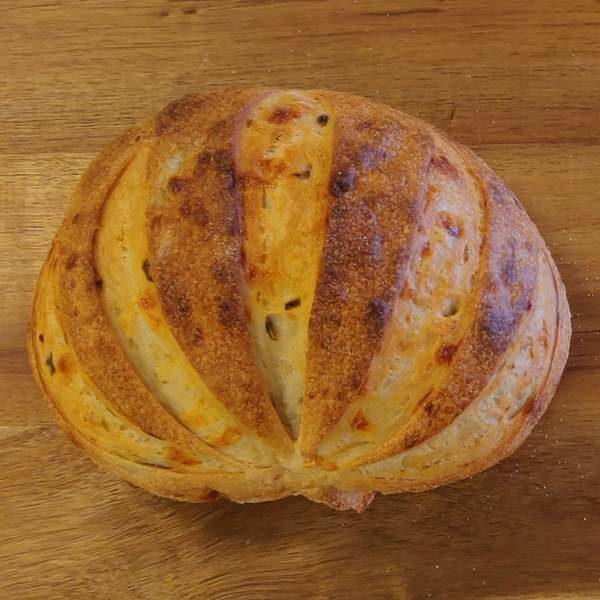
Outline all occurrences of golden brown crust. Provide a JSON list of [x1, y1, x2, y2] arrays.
[[375, 149, 540, 458], [28, 87, 571, 511], [299, 93, 434, 456], [145, 89, 292, 455], [54, 126, 223, 462]]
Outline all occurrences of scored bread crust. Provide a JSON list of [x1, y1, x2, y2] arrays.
[[28, 88, 570, 511]]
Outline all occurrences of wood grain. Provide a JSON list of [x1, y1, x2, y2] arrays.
[[1, 1, 599, 598]]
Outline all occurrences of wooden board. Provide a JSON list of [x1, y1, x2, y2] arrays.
[[1, 1, 599, 598]]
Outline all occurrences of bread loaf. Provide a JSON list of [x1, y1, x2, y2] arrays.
[[28, 88, 570, 511]]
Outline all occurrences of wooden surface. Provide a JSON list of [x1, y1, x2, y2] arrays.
[[1, 1, 599, 598]]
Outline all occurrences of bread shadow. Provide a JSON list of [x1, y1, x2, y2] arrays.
[[162, 434, 599, 600]]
